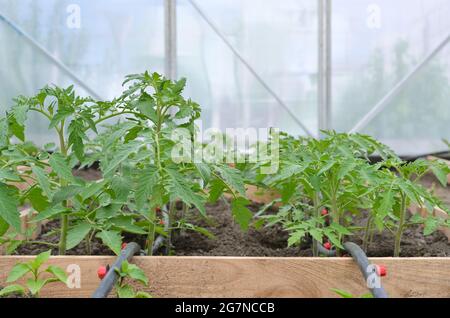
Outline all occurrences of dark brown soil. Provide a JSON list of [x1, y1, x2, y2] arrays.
[[13, 170, 450, 257]]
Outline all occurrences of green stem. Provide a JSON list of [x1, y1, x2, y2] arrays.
[[362, 215, 373, 252], [146, 208, 156, 256], [57, 122, 69, 255], [394, 194, 407, 257], [312, 192, 320, 257], [166, 201, 176, 255]]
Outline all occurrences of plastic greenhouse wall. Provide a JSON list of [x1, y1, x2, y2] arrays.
[[0, 0, 449, 155]]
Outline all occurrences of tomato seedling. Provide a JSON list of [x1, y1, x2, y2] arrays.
[[0, 250, 67, 297]]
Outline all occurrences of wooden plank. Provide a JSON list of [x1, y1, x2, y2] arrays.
[[427, 156, 450, 184], [0, 256, 449, 298]]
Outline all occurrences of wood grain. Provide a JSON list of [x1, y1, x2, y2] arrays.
[[0, 256, 449, 298]]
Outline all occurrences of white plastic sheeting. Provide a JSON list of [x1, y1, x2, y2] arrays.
[[0, 0, 449, 155]]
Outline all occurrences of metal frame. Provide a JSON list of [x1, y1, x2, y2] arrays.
[[0, 11, 103, 100], [318, 0, 332, 136], [2, 2, 449, 140], [164, 0, 177, 80], [350, 31, 450, 133], [187, 0, 314, 137]]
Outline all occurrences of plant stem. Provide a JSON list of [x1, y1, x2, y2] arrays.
[[394, 193, 407, 257], [312, 192, 320, 257], [331, 193, 341, 257], [57, 122, 69, 255], [146, 208, 156, 256], [165, 201, 176, 255], [362, 215, 373, 252]]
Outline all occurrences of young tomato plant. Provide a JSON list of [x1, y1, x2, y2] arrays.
[[112, 261, 151, 298], [0, 85, 134, 255], [93, 71, 251, 255], [257, 132, 396, 256], [371, 158, 450, 257], [0, 250, 67, 297]]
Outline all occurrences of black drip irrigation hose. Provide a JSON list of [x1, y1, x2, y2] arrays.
[[316, 241, 388, 298], [343, 242, 389, 298], [92, 242, 141, 298]]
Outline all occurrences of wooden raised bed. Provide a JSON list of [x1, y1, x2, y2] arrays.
[[0, 256, 450, 298]]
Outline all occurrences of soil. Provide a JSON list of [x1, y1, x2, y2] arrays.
[[13, 169, 450, 258]]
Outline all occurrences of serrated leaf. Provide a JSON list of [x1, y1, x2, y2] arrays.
[[214, 165, 246, 196], [49, 153, 74, 182], [66, 222, 92, 250], [102, 142, 141, 176], [110, 216, 147, 235], [52, 185, 83, 204], [166, 169, 206, 216], [32, 166, 52, 199], [96, 230, 122, 255], [135, 167, 159, 211], [80, 180, 105, 201], [32, 205, 67, 222], [27, 187, 49, 212], [0, 183, 21, 231], [127, 264, 148, 286], [231, 197, 253, 231], [117, 284, 135, 298]]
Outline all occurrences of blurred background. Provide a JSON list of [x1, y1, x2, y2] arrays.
[[0, 0, 449, 155]]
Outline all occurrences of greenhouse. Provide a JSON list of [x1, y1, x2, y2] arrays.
[[0, 0, 450, 301]]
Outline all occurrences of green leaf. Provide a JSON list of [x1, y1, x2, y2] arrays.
[[135, 291, 152, 298], [423, 217, 439, 236], [0, 118, 8, 147], [110, 217, 147, 235], [26, 279, 46, 295], [32, 205, 67, 222], [30, 250, 52, 271], [331, 288, 355, 298], [0, 183, 21, 231], [46, 265, 68, 283], [231, 197, 253, 231], [214, 165, 246, 196], [96, 230, 122, 255], [102, 142, 141, 176], [0, 169, 21, 182], [111, 176, 131, 202], [135, 167, 159, 211], [32, 166, 52, 199], [80, 180, 105, 201], [116, 284, 135, 298], [309, 228, 323, 242], [430, 164, 449, 187], [49, 153, 74, 182], [208, 179, 225, 203], [0, 284, 26, 297], [127, 264, 149, 286], [166, 169, 206, 216], [66, 222, 92, 250], [27, 187, 49, 212], [52, 185, 83, 204], [0, 216, 9, 236], [68, 120, 87, 161], [288, 231, 305, 247], [6, 263, 31, 283]]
